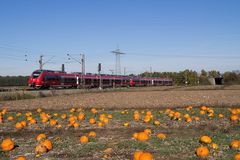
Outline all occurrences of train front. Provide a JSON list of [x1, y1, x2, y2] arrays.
[[28, 70, 42, 88]]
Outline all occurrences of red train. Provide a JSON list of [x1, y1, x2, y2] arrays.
[[28, 70, 172, 89]]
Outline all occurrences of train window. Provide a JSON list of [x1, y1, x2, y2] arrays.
[[43, 75, 59, 81], [64, 78, 76, 83], [103, 79, 110, 84], [32, 71, 41, 78]]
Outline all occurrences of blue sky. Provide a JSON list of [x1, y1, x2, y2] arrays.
[[0, 0, 240, 76]]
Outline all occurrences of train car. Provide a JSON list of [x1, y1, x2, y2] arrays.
[[28, 70, 172, 89], [28, 70, 80, 89]]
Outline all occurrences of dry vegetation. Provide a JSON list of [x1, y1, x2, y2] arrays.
[[0, 86, 240, 160]]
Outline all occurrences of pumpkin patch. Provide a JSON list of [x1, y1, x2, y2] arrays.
[[0, 106, 239, 159]]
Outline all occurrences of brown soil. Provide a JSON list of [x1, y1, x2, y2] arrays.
[[1, 89, 240, 111]]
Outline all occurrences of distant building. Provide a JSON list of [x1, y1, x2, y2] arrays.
[[208, 77, 224, 85]]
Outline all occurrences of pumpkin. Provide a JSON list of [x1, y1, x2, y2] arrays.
[[139, 152, 153, 160], [16, 112, 22, 117], [133, 151, 144, 160], [36, 134, 47, 142], [88, 131, 97, 137], [57, 124, 62, 129], [230, 140, 240, 149], [218, 114, 224, 118], [123, 122, 129, 127], [144, 129, 152, 135], [70, 108, 76, 113], [137, 132, 149, 141], [99, 114, 106, 122], [235, 153, 240, 160], [153, 120, 160, 125], [194, 117, 200, 121], [200, 135, 212, 144], [7, 116, 14, 121], [91, 108, 97, 114], [133, 133, 138, 139], [37, 108, 42, 113], [73, 122, 80, 128], [61, 114, 67, 119], [157, 133, 166, 139], [15, 122, 23, 129], [200, 106, 207, 111], [108, 114, 113, 119], [98, 122, 103, 127], [1, 138, 14, 151], [20, 121, 27, 127], [200, 110, 205, 115], [103, 118, 109, 124], [27, 116, 33, 121], [78, 112, 85, 120], [35, 144, 47, 154], [196, 146, 209, 158], [29, 119, 37, 125], [40, 139, 53, 151], [143, 115, 151, 123], [80, 136, 88, 143], [173, 112, 181, 119], [89, 118, 96, 124], [230, 115, 239, 122], [134, 113, 140, 121], [210, 143, 219, 150], [15, 156, 26, 160], [185, 117, 192, 123]]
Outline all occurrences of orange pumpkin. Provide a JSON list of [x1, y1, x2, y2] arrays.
[[89, 118, 96, 124], [218, 114, 224, 118], [40, 139, 53, 151], [139, 152, 153, 160], [61, 114, 67, 119], [133, 151, 144, 160], [210, 143, 219, 150], [29, 119, 37, 125], [1, 138, 14, 151], [91, 108, 97, 114], [153, 120, 160, 125], [196, 146, 209, 158], [78, 112, 85, 120], [88, 131, 97, 137], [133, 133, 138, 139], [72, 122, 78, 128], [137, 132, 149, 141], [15, 156, 26, 160], [230, 115, 239, 122], [80, 136, 88, 143], [157, 133, 166, 139], [36, 134, 47, 142], [235, 153, 240, 160], [35, 144, 47, 154], [108, 114, 113, 119], [7, 116, 14, 121], [20, 121, 27, 127], [200, 135, 212, 144], [144, 129, 152, 135], [134, 113, 140, 121], [98, 122, 103, 127], [15, 122, 23, 129], [230, 140, 240, 149]]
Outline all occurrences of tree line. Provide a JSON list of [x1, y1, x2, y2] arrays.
[[139, 70, 240, 85], [0, 70, 239, 86], [0, 76, 29, 86]]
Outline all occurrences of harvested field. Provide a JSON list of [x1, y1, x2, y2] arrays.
[[0, 107, 239, 160], [0, 87, 240, 160], [1, 89, 240, 111]]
